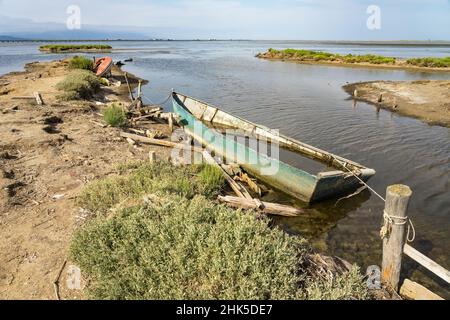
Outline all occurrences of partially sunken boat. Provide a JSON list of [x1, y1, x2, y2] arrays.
[[172, 92, 375, 203]]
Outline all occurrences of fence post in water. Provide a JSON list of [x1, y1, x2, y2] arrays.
[[381, 184, 412, 292]]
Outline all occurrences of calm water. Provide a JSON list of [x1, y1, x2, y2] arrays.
[[1, 41, 449, 297]]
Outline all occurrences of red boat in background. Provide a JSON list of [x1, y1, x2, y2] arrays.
[[94, 57, 113, 77]]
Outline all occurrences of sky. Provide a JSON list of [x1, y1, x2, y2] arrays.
[[0, 0, 449, 40]]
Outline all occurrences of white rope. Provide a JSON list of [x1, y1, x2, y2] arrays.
[[330, 156, 416, 243], [141, 92, 172, 106], [381, 210, 416, 242], [331, 156, 386, 202]]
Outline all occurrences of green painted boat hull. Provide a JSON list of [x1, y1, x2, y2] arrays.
[[172, 93, 374, 203]]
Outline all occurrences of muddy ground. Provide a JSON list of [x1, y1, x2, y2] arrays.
[[0, 60, 172, 299], [343, 80, 450, 128]]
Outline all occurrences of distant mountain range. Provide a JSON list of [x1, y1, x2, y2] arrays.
[[0, 14, 153, 40], [0, 31, 150, 41], [0, 35, 25, 41]]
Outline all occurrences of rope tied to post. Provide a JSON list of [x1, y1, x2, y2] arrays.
[[380, 210, 416, 243], [141, 92, 173, 106]]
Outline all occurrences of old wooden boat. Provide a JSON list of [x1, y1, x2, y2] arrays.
[[94, 57, 113, 77], [172, 92, 375, 203]]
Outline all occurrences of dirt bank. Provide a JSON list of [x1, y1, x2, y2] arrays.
[[0, 60, 172, 299], [343, 80, 450, 128]]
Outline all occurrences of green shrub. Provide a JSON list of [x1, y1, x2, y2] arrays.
[[77, 162, 225, 213], [56, 70, 100, 100], [406, 57, 450, 68], [263, 49, 396, 65], [304, 266, 369, 300], [40, 44, 112, 53], [102, 103, 127, 127], [71, 194, 308, 300], [72, 161, 369, 300], [198, 164, 225, 198], [69, 56, 93, 70]]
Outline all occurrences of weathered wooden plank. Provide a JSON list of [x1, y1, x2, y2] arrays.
[[381, 184, 412, 292], [120, 132, 203, 153], [236, 172, 262, 196], [218, 195, 305, 217], [404, 244, 450, 284], [33, 91, 43, 105], [168, 113, 174, 133], [124, 72, 134, 102], [400, 279, 444, 300], [202, 150, 252, 200]]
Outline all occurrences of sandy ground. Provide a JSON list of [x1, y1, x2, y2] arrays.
[[0, 60, 172, 299], [343, 80, 450, 128]]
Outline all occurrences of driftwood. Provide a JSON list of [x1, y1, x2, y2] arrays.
[[236, 172, 262, 196], [403, 244, 450, 284], [127, 128, 165, 139], [202, 151, 252, 200], [400, 279, 444, 300], [221, 163, 242, 177], [218, 195, 305, 217], [120, 132, 203, 153], [124, 72, 134, 102], [131, 112, 162, 122], [12, 92, 43, 105], [33, 92, 43, 105], [53, 260, 67, 301]]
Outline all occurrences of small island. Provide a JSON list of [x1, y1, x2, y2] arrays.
[[39, 44, 113, 53], [257, 48, 450, 71]]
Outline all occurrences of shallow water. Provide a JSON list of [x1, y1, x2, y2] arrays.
[[1, 41, 449, 297]]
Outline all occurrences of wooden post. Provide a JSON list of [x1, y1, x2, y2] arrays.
[[168, 113, 174, 133], [33, 92, 43, 105], [124, 73, 134, 102], [381, 184, 412, 292], [148, 151, 156, 163], [137, 80, 142, 98]]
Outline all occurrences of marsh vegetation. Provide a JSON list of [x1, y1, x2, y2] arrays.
[[71, 161, 369, 300], [39, 44, 112, 53], [259, 48, 450, 69]]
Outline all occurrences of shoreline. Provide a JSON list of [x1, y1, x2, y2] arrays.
[[0, 58, 395, 300], [343, 80, 450, 128], [39, 49, 112, 53], [0, 59, 173, 299], [258, 56, 450, 73]]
